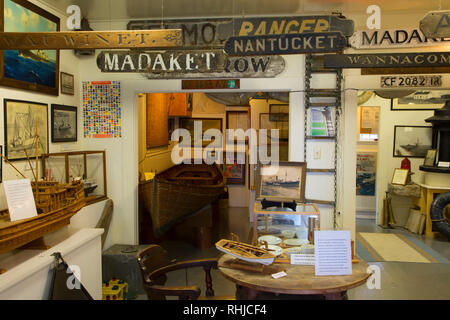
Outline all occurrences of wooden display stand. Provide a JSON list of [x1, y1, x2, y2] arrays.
[[414, 183, 450, 238]]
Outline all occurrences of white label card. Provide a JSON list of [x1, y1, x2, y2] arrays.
[[438, 161, 450, 168], [271, 271, 287, 279], [290, 254, 315, 265], [3, 179, 38, 222], [314, 230, 352, 276]]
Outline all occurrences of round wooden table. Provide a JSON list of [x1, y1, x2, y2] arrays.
[[218, 254, 370, 300]]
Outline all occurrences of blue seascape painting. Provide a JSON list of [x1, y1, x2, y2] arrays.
[[3, 0, 57, 88]]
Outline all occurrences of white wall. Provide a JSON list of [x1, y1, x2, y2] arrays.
[[0, 1, 82, 209]]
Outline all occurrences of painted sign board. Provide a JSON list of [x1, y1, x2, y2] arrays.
[[324, 52, 450, 68], [182, 79, 240, 90], [362, 67, 450, 75], [420, 11, 450, 38], [0, 30, 182, 50], [224, 32, 347, 56], [96, 51, 285, 78], [97, 50, 226, 73], [127, 15, 354, 49], [349, 28, 450, 49], [380, 75, 442, 88]]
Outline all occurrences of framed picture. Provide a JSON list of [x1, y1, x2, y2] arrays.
[[259, 113, 289, 142], [391, 91, 446, 111], [359, 106, 379, 134], [179, 118, 223, 147], [309, 106, 335, 137], [256, 161, 306, 203], [393, 126, 433, 158], [356, 152, 377, 196], [60, 72, 74, 95], [4, 99, 48, 161], [1, 0, 60, 96], [51, 104, 77, 142], [226, 110, 249, 144], [423, 149, 437, 167], [391, 168, 409, 185], [269, 104, 289, 122], [223, 152, 246, 185]]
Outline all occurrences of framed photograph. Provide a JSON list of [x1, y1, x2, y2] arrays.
[[60, 72, 74, 95], [4, 99, 48, 161], [259, 113, 289, 142], [391, 91, 447, 111], [256, 161, 306, 203], [423, 149, 437, 167], [179, 118, 223, 147], [269, 104, 289, 122], [226, 110, 249, 144], [223, 152, 246, 185], [1, 0, 60, 96], [51, 104, 77, 142], [360, 106, 379, 134], [393, 126, 433, 158], [391, 168, 409, 185], [309, 106, 335, 137]]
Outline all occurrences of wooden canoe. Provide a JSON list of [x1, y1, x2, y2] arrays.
[[215, 239, 275, 265], [139, 163, 226, 238]]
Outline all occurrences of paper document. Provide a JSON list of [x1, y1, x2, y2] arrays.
[[314, 230, 352, 276], [3, 179, 38, 222]]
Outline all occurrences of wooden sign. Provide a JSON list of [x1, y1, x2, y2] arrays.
[[127, 15, 355, 50], [0, 30, 182, 50], [362, 67, 450, 75], [97, 50, 226, 73], [182, 79, 240, 90], [324, 52, 450, 68], [380, 75, 442, 88], [224, 32, 347, 56], [349, 28, 450, 49], [420, 11, 450, 38], [219, 15, 355, 37], [146, 56, 285, 79]]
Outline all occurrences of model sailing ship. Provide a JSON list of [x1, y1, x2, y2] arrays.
[[215, 238, 275, 265], [0, 126, 86, 256]]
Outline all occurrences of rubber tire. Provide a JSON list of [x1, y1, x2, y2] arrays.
[[430, 192, 450, 240]]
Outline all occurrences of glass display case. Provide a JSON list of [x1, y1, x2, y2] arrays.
[[252, 202, 320, 262], [41, 150, 107, 205]]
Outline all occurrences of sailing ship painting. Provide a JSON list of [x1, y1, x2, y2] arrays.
[[4, 99, 48, 161], [2, 0, 59, 95]]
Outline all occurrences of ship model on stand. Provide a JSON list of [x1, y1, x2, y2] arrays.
[[0, 125, 86, 262]]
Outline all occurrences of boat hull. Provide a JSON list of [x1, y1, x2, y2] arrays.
[[139, 163, 226, 238]]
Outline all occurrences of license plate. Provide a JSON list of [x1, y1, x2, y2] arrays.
[[380, 75, 442, 88]]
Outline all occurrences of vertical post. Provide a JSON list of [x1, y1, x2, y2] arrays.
[[83, 152, 87, 180], [65, 154, 69, 183], [35, 120, 39, 204], [103, 151, 107, 197]]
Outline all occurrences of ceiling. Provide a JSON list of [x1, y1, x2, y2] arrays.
[[41, 0, 450, 21]]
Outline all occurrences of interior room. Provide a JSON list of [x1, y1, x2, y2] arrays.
[[0, 0, 449, 302]]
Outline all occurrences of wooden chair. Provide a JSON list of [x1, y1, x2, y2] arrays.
[[137, 244, 232, 300]]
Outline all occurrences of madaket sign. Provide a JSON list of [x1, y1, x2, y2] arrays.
[[350, 28, 450, 49], [324, 52, 450, 68], [224, 32, 347, 56]]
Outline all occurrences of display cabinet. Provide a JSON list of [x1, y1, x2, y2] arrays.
[[252, 202, 320, 260], [41, 150, 107, 205]]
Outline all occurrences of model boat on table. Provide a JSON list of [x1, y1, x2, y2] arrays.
[[139, 162, 226, 238], [215, 239, 275, 266]]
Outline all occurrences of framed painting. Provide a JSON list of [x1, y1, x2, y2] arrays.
[[4, 99, 48, 161], [179, 118, 223, 147], [269, 104, 289, 122], [1, 0, 60, 96], [259, 113, 289, 142], [51, 104, 77, 142], [393, 126, 433, 158], [391, 91, 447, 111], [223, 152, 246, 185], [256, 161, 306, 203], [356, 152, 377, 196], [60, 72, 74, 95]]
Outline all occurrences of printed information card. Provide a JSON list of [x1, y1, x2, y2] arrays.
[[3, 179, 38, 222], [314, 230, 352, 276]]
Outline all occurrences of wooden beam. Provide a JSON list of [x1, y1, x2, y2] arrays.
[[0, 29, 182, 50]]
